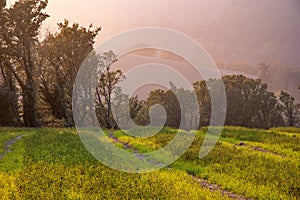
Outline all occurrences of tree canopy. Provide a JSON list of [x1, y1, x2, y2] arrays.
[[0, 0, 299, 129]]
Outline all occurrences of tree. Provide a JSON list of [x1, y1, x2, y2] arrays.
[[110, 87, 130, 129], [72, 50, 100, 127], [0, 0, 21, 126], [136, 89, 180, 128], [170, 83, 199, 130], [129, 95, 144, 123], [0, 65, 22, 126], [246, 90, 284, 128], [223, 75, 284, 128], [0, 8, 22, 126], [135, 83, 199, 130], [0, 84, 21, 126], [0, 0, 49, 127], [39, 20, 100, 127], [95, 51, 125, 129], [194, 75, 284, 129], [109, 87, 144, 129], [278, 90, 300, 127], [193, 80, 211, 127]]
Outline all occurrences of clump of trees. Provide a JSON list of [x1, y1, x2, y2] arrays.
[[0, 0, 299, 129], [93, 72, 300, 130], [278, 90, 300, 127], [39, 20, 100, 127], [132, 75, 299, 130], [0, 0, 100, 127], [1, 0, 49, 126], [194, 75, 286, 129]]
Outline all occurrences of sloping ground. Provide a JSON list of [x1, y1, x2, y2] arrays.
[[0, 128, 228, 200], [108, 131, 253, 200], [0, 127, 299, 199], [113, 127, 300, 199]]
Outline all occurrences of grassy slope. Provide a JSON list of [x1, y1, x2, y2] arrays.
[[0, 127, 299, 199], [0, 128, 228, 200], [115, 127, 300, 200]]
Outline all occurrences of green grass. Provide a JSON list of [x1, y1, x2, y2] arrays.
[[0, 138, 25, 173], [0, 128, 30, 154], [0, 128, 228, 200], [270, 127, 300, 134], [0, 126, 299, 199], [0, 128, 35, 172], [114, 126, 300, 200], [175, 141, 299, 199]]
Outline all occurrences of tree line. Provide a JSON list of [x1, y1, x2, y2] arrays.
[[100, 72, 300, 130], [0, 0, 299, 129]]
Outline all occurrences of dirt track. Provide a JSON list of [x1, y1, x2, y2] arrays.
[[0, 135, 23, 160]]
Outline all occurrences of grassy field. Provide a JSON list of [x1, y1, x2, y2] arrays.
[[0, 127, 299, 199]]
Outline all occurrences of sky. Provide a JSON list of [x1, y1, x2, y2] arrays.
[[7, 0, 300, 67], [41, 0, 231, 43], [37, 0, 300, 67]]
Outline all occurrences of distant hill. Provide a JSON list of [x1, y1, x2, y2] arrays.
[[111, 51, 299, 101]]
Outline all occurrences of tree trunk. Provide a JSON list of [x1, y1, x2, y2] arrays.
[[23, 89, 39, 127]]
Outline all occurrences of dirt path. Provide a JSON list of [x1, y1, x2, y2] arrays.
[[251, 146, 285, 157], [235, 142, 285, 158], [0, 135, 23, 160], [192, 176, 253, 200], [109, 132, 165, 167], [108, 132, 252, 200]]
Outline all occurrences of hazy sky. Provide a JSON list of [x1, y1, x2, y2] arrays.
[[40, 0, 232, 43], [7, 0, 300, 66], [34, 0, 299, 67]]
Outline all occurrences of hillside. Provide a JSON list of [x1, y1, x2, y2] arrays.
[[0, 127, 299, 199]]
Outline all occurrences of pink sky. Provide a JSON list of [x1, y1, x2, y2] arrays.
[[7, 0, 300, 66], [40, 0, 231, 45]]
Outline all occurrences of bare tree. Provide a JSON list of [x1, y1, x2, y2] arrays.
[[95, 51, 125, 129]]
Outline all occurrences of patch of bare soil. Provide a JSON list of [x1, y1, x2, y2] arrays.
[[0, 135, 23, 160], [192, 176, 253, 200], [235, 142, 285, 158]]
